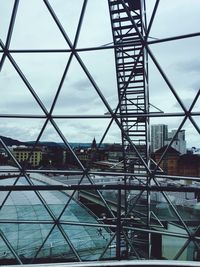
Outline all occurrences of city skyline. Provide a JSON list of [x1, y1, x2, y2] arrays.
[[151, 124, 187, 153]]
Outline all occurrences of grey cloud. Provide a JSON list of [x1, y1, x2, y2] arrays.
[[174, 59, 200, 74], [72, 79, 93, 92], [173, 98, 194, 110], [191, 80, 200, 92], [0, 121, 45, 142]]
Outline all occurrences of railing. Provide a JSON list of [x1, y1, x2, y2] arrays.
[[3, 260, 200, 267]]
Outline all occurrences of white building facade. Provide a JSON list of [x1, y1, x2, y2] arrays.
[[166, 129, 187, 154], [151, 125, 187, 154], [151, 124, 168, 152]]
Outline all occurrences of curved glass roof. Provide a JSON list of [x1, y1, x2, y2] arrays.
[[0, 177, 113, 263]]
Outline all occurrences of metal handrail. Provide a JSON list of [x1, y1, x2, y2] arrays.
[[3, 260, 200, 267]]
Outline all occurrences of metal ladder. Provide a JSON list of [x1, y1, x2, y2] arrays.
[[108, 0, 149, 174]]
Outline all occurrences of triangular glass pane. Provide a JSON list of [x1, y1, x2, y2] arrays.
[[61, 194, 101, 223], [0, 175, 19, 208], [78, 49, 118, 110], [0, 177, 52, 221], [148, 52, 185, 114], [53, 56, 109, 116], [55, 118, 116, 170], [56, 118, 114, 143], [0, 235, 17, 264], [170, 81, 200, 112], [12, 53, 70, 112], [0, 58, 44, 115], [161, 224, 191, 260], [149, 38, 199, 110], [36, 188, 68, 220], [101, 119, 121, 144], [77, 1, 113, 47], [1, 118, 45, 142], [0, 0, 15, 44], [0, 117, 47, 171], [35, 226, 78, 262], [1, 223, 53, 262], [48, 0, 84, 44], [10, 0, 69, 49], [37, 120, 83, 171], [61, 224, 113, 261], [148, 0, 200, 38]]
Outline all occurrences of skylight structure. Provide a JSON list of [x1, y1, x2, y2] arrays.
[[0, 0, 200, 264]]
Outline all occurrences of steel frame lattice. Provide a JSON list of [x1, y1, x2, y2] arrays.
[[0, 0, 200, 264]]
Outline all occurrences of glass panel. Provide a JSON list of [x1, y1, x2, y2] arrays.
[[62, 224, 113, 260], [34, 226, 78, 262]]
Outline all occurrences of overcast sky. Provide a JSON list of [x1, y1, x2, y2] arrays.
[[0, 0, 199, 148]]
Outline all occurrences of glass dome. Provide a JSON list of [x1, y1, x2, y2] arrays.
[[0, 177, 113, 263]]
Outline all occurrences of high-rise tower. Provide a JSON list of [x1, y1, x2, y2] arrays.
[[151, 124, 168, 152]]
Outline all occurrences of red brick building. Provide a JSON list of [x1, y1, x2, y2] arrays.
[[178, 154, 200, 177], [152, 146, 180, 175], [152, 146, 200, 177]]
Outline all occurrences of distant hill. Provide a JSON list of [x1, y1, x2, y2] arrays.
[[60, 142, 91, 149], [0, 135, 110, 149], [0, 136, 24, 146], [0, 136, 91, 148], [26, 141, 62, 147]]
